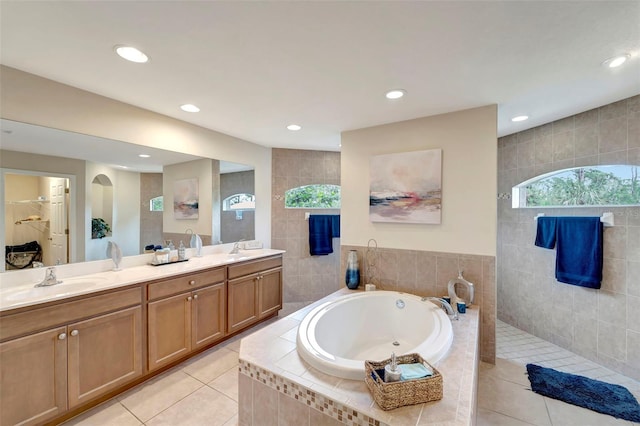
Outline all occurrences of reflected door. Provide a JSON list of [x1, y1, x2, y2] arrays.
[[49, 178, 68, 265]]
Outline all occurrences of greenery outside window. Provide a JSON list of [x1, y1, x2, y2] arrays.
[[285, 184, 341, 208], [512, 165, 639, 208], [150, 196, 163, 212]]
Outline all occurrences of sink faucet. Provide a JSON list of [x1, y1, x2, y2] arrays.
[[423, 297, 459, 320], [35, 267, 62, 287], [229, 240, 244, 255]]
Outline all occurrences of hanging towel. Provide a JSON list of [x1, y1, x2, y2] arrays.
[[534, 217, 557, 249], [309, 215, 340, 255], [555, 217, 603, 289]]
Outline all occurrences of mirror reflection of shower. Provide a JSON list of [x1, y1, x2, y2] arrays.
[[4, 171, 71, 270]]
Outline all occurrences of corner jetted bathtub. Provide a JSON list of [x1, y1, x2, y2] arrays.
[[296, 291, 453, 380]]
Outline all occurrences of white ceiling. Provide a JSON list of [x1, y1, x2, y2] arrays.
[[1, 1, 638, 152]]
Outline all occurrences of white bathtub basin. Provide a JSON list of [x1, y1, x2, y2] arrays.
[[296, 291, 453, 380]]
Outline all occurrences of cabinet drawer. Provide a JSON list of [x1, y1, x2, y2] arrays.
[[227, 256, 283, 280], [0, 287, 142, 342], [148, 267, 225, 301]]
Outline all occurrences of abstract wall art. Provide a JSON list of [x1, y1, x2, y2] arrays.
[[173, 178, 199, 219], [369, 149, 442, 224]]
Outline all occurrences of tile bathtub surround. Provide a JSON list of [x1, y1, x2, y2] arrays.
[[341, 245, 496, 365], [497, 94, 640, 381], [238, 288, 480, 426], [271, 148, 342, 305]]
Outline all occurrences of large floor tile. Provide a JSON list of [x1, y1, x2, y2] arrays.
[[146, 385, 238, 426], [544, 396, 633, 426], [209, 365, 240, 401], [477, 408, 537, 426], [181, 346, 239, 383], [117, 369, 203, 423], [62, 400, 141, 426], [480, 358, 530, 386], [478, 375, 551, 426]]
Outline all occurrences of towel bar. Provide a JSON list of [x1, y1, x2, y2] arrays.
[[534, 212, 614, 227]]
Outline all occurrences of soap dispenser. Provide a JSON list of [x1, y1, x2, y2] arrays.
[[384, 352, 402, 382]]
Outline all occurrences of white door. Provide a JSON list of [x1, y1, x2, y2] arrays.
[[49, 178, 68, 265]]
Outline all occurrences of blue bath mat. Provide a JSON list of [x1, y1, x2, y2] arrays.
[[526, 364, 640, 422]]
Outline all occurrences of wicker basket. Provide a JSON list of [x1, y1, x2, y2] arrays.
[[364, 353, 443, 411]]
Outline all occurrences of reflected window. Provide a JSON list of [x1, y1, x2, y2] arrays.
[[285, 184, 341, 209], [150, 196, 163, 212], [223, 193, 255, 211], [512, 165, 640, 208]]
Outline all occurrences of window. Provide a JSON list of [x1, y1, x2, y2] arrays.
[[285, 184, 341, 208], [223, 193, 255, 211], [512, 165, 639, 208], [150, 196, 163, 211]]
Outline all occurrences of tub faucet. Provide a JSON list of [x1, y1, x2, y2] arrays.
[[423, 297, 459, 320], [35, 267, 62, 287], [229, 239, 245, 255]]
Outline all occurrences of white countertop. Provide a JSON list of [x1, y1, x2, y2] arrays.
[[0, 247, 284, 313]]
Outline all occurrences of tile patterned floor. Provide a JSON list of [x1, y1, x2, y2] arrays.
[[63, 316, 640, 426]]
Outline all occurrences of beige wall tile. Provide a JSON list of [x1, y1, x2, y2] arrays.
[[597, 321, 626, 360], [252, 381, 277, 426], [278, 393, 310, 425], [598, 116, 627, 153], [599, 99, 628, 120]]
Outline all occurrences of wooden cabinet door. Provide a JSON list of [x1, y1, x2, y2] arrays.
[[67, 306, 143, 408], [148, 293, 192, 371], [0, 327, 67, 426], [227, 275, 258, 334], [192, 283, 226, 350], [258, 268, 282, 319]]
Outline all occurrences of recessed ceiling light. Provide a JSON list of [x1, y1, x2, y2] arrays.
[[385, 89, 406, 100], [511, 115, 529, 122], [138, 154, 151, 158], [287, 124, 302, 131], [602, 54, 630, 68], [180, 104, 200, 113], [114, 45, 149, 63]]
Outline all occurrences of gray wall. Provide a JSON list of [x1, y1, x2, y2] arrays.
[[272, 149, 341, 308], [220, 170, 255, 244], [140, 173, 163, 251], [497, 95, 640, 380]]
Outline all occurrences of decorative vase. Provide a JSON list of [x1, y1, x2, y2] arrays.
[[345, 250, 360, 289]]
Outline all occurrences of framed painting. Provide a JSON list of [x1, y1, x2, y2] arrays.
[[173, 178, 199, 219], [369, 149, 442, 224]]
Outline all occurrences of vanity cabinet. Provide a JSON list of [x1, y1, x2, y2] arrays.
[[0, 287, 142, 426], [227, 256, 282, 334], [147, 267, 226, 371]]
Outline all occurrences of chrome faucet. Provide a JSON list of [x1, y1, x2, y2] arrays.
[[423, 297, 459, 320], [229, 239, 245, 255], [35, 267, 62, 287]]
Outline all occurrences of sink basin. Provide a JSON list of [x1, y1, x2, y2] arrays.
[[4, 276, 109, 301]]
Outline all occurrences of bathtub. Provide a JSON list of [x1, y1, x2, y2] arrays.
[[296, 291, 454, 380]]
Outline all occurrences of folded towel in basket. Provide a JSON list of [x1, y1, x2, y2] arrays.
[[399, 363, 433, 380]]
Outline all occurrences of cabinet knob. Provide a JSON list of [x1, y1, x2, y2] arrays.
[[58, 332, 67, 340], [70, 329, 79, 337], [187, 296, 192, 301], [189, 280, 196, 285], [193, 294, 199, 299]]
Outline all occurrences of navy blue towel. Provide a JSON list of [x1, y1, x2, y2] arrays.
[[534, 217, 557, 249], [555, 217, 603, 289], [309, 215, 340, 256]]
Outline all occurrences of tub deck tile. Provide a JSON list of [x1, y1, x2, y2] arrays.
[[239, 288, 480, 426]]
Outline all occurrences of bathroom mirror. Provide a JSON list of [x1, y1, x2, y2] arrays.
[[512, 165, 640, 208], [1, 119, 255, 271]]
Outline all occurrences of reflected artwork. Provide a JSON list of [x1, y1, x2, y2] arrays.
[[174, 178, 199, 219], [369, 149, 442, 224]]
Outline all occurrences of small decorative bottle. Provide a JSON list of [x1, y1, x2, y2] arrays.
[[178, 241, 186, 260], [345, 250, 360, 290]]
